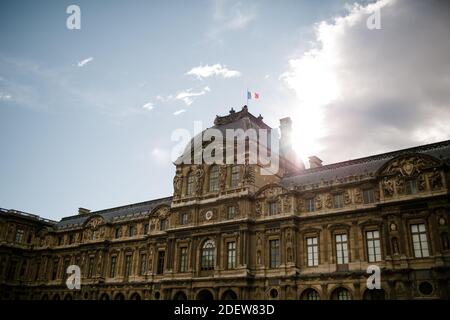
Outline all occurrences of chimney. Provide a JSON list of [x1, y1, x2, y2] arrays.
[[78, 207, 91, 215], [279, 117, 305, 173], [308, 156, 323, 168]]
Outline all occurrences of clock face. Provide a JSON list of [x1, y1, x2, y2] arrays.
[[205, 210, 213, 220]]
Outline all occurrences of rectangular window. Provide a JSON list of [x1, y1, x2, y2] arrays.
[[143, 223, 149, 235], [7, 260, 17, 280], [124, 255, 132, 278], [269, 239, 280, 268], [52, 259, 60, 280], [209, 167, 219, 192], [180, 213, 189, 225], [227, 241, 236, 269], [160, 219, 168, 231], [227, 206, 236, 219], [305, 198, 315, 212], [186, 174, 194, 195], [128, 225, 136, 237], [34, 262, 40, 281], [139, 254, 147, 276], [115, 228, 120, 239], [87, 257, 94, 278], [366, 230, 382, 262], [179, 247, 187, 272], [306, 237, 319, 266], [69, 234, 74, 244], [231, 165, 240, 187], [15, 229, 24, 243], [62, 259, 70, 279], [363, 189, 375, 204], [405, 179, 418, 195], [157, 251, 165, 274], [19, 260, 27, 278], [110, 256, 117, 278], [411, 223, 429, 258], [268, 202, 278, 216], [335, 234, 349, 264], [334, 194, 344, 209]]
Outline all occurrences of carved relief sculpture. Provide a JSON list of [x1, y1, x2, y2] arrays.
[[429, 169, 443, 190], [382, 177, 394, 197], [219, 165, 227, 191], [354, 188, 362, 204], [243, 159, 255, 184], [395, 178, 405, 194], [315, 195, 322, 210], [282, 195, 292, 213], [344, 190, 351, 205], [325, 194, 332, 208]]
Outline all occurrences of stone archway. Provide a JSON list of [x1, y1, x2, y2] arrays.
[[363, 288, 386, 300], [196, 289, 214, 300], [99, 293, 110, 300], [330, 287, 352, 300], [173, 291, 188, 300], [221, 290, 238, 300], [114, 293, 125, 300], [130, 292, 141, 300], [64, 293, 73, 300]]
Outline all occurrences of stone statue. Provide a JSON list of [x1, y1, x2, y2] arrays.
[[243, 159, 255, 184], [173, 174, 182, 198], [195, 166, 205, 195]]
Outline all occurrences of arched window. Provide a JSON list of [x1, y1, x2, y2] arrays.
[[332, 287, 352, 300], [209, 166, 219, 192], [186, 172, 194, 195], [201, 239, 216, 270], [301, 288, 320, 300]]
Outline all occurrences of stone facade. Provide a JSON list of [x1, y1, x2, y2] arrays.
[[1, 106, 450, 300]]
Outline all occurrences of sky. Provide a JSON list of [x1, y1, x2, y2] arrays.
[[0, 0, 449, 220]]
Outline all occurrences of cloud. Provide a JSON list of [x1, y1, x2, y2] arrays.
[[77, 57, 93, 67], [281, 0, 450, 165], [173, 109, 186, 116], [208, 0, 256, 39], [151, 147, 171, 165], [185, 64, 241, 80], [175, 86, 211, 106], [142, 102, 154, 110], [0, 92, 12, 101]]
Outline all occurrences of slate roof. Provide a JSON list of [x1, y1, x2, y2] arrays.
[[281, 140, 450, 189], [176, 106, 272, 164], [56, 196, 172, 230]]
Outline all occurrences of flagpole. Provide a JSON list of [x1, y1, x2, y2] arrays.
[[246, 87, 249, 106]]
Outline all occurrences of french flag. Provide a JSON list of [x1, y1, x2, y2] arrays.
[[247, 91, 260, 100]]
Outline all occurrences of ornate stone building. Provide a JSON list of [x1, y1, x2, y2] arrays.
[[1, 106, 449, 300]]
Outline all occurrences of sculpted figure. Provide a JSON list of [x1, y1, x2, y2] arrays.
[[195, 166, 205, 195]]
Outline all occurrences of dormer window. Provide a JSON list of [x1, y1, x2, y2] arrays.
[[268, 201, 278, 216], [160, 219, 168, 231], [333, 194, 344, 209], [363, 188, 375, 204], [405, 179, 418, 195], [305, 198, 315, 212]]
